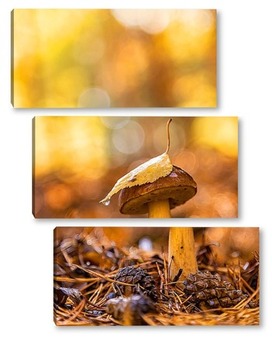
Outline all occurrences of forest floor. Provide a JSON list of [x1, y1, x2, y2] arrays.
[[54, 231, 259, 326]]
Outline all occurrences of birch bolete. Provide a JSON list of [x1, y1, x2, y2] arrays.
[[101, 119, 198, 280]]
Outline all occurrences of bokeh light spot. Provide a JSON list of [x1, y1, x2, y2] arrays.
[[112, 121, 145, 154], [112, 9, 171, 34], [101, 117, 130, 130], [78, 87, 111, 108], [44, 184, 73, 210]]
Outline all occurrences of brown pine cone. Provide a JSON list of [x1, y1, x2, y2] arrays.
[[106, 295, 155, 325], [54, 287, 83, 307], [182, 270, 248, 309], [114, 266, 157, 300]]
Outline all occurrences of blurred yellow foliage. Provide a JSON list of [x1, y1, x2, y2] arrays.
[[12, 9, 216, 107], [192, 117, 238, 157], [34, 117, 108, 179]]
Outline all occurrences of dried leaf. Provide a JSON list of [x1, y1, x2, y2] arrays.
[[100, 152, 173, 205]]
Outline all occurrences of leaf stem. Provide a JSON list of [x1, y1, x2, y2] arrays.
[[165, 118, 172, 154]]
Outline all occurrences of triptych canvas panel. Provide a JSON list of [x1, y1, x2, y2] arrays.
[[12, 9, 216, 108], [54, 226, 259, 326], [33, 116, 238, 219]]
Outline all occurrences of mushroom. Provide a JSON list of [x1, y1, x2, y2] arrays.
[[101, 119, 198, 280], [118, 165, 197, 217], [118, 167, 197, 280]]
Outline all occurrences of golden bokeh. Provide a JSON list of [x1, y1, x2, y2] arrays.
[[33, 117, 238, 218], [12, 9, 216, 107]]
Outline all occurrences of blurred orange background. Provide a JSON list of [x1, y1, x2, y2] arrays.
[[12, 9, 216, 107], [33, 116, 238, 218], [54, 227, 259, 267]]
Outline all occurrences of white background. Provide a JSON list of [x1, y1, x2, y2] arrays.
[[1, 0, 271, 349]]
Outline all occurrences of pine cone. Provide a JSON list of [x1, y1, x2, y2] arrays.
[[54, 287, 83, 307], [114, 266, 157, 300], [106, 295, 155, 325], [182, 270, 248, 309]]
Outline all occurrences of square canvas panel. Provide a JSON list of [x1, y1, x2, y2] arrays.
[[54, 226, 259, 326], [33, 116, 238, 218], [12, 9, 216, 108]]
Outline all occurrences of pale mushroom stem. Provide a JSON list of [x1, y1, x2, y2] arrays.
[[147, 201, 198, 281], [169, 227, 198, 280]]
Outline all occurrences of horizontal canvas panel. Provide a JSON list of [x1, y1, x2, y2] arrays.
[[33, 116, 238, 218], [12, 9, 216, 108], [54, 226, 259, 326]]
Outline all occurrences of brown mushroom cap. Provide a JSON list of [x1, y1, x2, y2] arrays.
[[119, 165, 197, 215]]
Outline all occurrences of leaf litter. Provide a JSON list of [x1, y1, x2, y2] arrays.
[[54, 229, 259, 326]]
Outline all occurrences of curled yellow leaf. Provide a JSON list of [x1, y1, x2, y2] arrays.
[[100, 152, 173, 205]]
